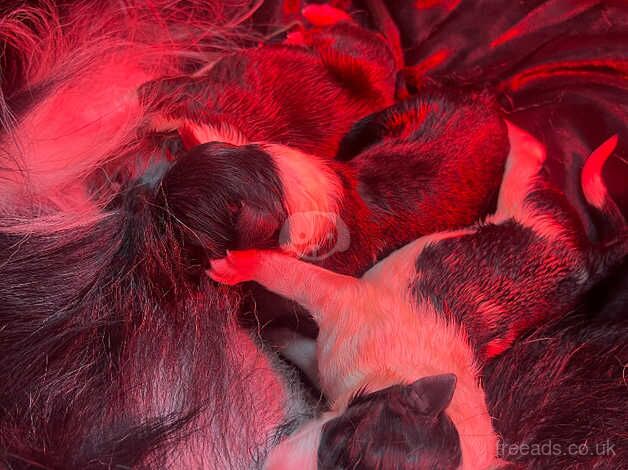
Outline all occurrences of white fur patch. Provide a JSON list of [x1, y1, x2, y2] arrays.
[[0, 59, 149, 216], [362, 228, 476, 287], [183, 120, 248, 146], [265, 328, 319, 386], [487, 121, 576, 247], [264, 412, 339, 470], [492, 121, 546, 223], [148, 117, 248, 147], [262, 144, 343, 257], [240, 236, 499, 469]]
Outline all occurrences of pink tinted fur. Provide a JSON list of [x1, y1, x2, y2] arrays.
[[0, 0, 256, 229]]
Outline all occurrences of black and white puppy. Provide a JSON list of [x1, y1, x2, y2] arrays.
[[208, 127, 626, 469], [157, 90, 509, 275], [139, 2, 508, 279]]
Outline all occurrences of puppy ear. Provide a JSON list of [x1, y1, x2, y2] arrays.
[[335, 98, 425, 161], [410, 373, 457, 416], [335, 112, 388, 161]]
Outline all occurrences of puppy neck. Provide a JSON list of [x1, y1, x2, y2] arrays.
[[261, 143, 343, 256]]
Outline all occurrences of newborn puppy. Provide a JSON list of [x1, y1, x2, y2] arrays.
[[141, 3, 507, 278], [208, 128, 626, 468], [158, 89, 508, 337], [142, 8, 399, 159], [156, 90, 509, 273]]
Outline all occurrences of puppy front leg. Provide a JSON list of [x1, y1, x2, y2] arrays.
[[209, 250, 362, 325]]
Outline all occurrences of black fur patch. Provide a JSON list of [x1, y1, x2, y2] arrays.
[[318, 376, 461, 470], [158, 142, 287, 262], [484, 272, 628, 469], [412, 220, 587, 353]]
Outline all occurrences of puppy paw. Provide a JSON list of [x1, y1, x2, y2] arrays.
[[208, 250, 263, 286]]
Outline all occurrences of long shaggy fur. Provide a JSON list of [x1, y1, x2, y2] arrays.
[[2, 0, 628, 468], [0, 1, 313, 468]]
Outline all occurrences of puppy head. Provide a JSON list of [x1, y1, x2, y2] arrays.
[[318, 374, 461, 469], [154, 121, 345, 264], [266, 374, 460, 470], [158, 141, 287, 262]]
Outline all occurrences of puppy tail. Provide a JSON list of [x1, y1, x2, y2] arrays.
[[581, 135, 626, 237], [581, 135, 628, 272]]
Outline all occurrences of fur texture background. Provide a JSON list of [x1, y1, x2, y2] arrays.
[[1, 0, 627, 469]]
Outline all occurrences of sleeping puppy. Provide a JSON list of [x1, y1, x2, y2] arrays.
[[155, 89, 509, 337], [141, 5, 399, 160], [141, 2, 508, 280], [208, 127, 626, 468], [156, 89, 509, 273]]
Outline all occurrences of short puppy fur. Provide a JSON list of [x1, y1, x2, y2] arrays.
[[209, 128, 626, 469]]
